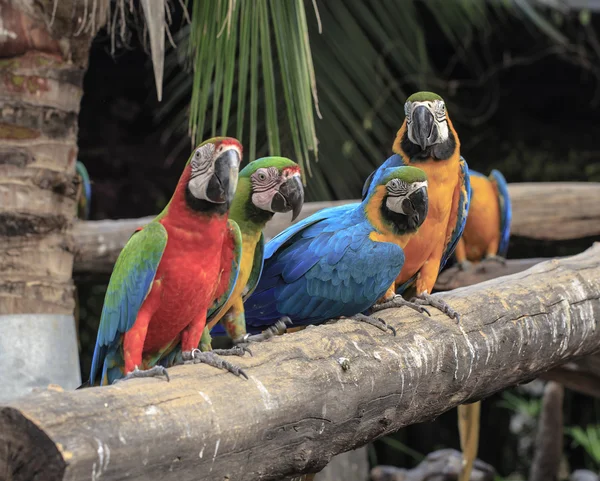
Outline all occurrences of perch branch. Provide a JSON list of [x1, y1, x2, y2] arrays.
[[2, 244, 600, 481], [434, 258, 550, 291], [72, 182, 600, 275]]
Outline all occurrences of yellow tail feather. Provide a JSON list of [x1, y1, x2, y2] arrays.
[[458, 401, 481, 481]]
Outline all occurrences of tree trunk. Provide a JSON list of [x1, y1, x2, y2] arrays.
[[0, 0, 107, 400]]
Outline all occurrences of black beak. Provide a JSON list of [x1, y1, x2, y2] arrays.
[[206, 149, 240, 205], [402, 186, 428, 230], [270, 175, 304, 221], [411, 105, 436, 150]]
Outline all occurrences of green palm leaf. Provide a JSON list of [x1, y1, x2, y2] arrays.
[[154, 0, 576, 200]]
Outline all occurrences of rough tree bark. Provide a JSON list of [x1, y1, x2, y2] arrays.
[[0, 0, 107, 312], [2, 244, 600, 481], [71, 182, 600, 276], [0, 0, 108, 398]]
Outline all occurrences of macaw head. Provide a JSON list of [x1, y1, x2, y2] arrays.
[[395, 91, 458, 161], [379, 166, 429, 233], [239, 156, 304, 222], [186, 137, 242, 211]]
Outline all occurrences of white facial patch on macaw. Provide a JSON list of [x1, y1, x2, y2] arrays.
[[188, 142, 216, 200], [385, 180, 428, 214], [251, 166, 282, 212], [405, 99, 449, 146]]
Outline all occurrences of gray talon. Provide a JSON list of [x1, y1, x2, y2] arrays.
[[181, 350, 248, 379], [458, 260, 473, 271], [212, 346, 253, 357], [411, 293, 460, 322], [114, 365, 170, 384], [349, 313, 397, 336], [371, 295, 431, 317], [237, 317, 292, 344], [483, 254, 507, 266]]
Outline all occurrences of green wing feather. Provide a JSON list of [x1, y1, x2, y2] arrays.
[[89, 221, 168, 385]]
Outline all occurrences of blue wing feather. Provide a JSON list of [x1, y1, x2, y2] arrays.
[[439, 156, 471, 271], [89, 222, 167, 385], [240, 203, 405, 333], [489, 169, 512, 257]]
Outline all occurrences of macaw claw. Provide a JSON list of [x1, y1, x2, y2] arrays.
[[349, 313, 397, 336], [483, 254, 507, 266], [211, 346, 253, 357], [411, 292, 460, 322], [371, 295, 431, 317], [114, 365, 170, 384], [458, 260, 473, 271], [182, 349, 248, 379], [235, 317, 292, 344]]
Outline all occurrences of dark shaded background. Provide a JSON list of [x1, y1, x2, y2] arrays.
[[75, 4, 600, 479]]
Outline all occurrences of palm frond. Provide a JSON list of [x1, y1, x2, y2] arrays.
[[186, 0, 320, 173], [157, 0, 588, 200]]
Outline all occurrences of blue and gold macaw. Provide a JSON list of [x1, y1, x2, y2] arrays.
[[362, 91, 471, 319], [454, 169, 512, 270], [362, 92, 476, 481], [234, 166, 430, 337]]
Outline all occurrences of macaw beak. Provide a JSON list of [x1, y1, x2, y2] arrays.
[[206, 148, 241, 205], [271, 174, 304, 221], [410, 105, 437, 150], [402, 185, 429, 230]]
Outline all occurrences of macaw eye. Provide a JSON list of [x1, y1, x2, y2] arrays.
[[195, 150, 201, 158], [258, 172, 267, 181], [434, 101, 446, 120]]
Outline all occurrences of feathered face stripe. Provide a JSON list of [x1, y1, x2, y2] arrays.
[[190, 143, 215, 180], [251, 166, 280, 193], [405, 99, 447, 124]]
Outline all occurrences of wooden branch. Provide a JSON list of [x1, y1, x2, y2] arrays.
[[72, 201, 351, 275], [3, 244, 600, 481], [72, 182, 600, 275], [539, 356, 600, 398], [434, 258, 550, 291]]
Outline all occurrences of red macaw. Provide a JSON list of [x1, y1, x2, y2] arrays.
[[88, 137, 244, 385]]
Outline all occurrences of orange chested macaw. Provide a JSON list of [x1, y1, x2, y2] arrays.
[[362, 91, 478, 481], [454, 168, 512, 270], [364, 91, 471, 320]]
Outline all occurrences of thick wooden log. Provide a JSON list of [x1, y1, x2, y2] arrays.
[[72, 182, 600, 275], [540, 357, 600, 398], [2, 244, 600, 481], [434, 258, 550, 291]]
